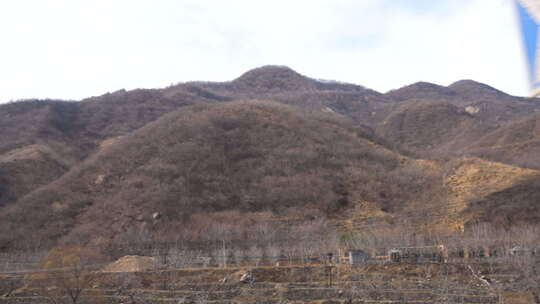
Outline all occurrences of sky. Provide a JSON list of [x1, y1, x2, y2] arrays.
[[0, 0, 530, 103]]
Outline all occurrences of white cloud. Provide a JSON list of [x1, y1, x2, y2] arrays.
[[0, 0, 530, 102]]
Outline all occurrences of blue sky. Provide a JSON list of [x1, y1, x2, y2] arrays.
[[0, 0, 527, 102]]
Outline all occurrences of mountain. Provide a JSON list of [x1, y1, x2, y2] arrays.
[[0, 101, 416, 248], [386, 81, 456, 101], [379, 80, 540, 163], [231, 65, 319, 91], [447, 79, 509, 98], [385, 80, 540, 123], [466, 176, 540, 228], [466, 113, 540, 169], [0, 100, 92, 206], [0, 66, 539, 250], [376, 100, 494, 157]]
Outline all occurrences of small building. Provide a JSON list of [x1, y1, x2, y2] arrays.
[[388, 246, 446, 263], [348, 250, 370, 264], [447, 247, 466, 259], [468, 247, 487, 258], [388, 249, 403, 263], [488, 246, 504, 258]]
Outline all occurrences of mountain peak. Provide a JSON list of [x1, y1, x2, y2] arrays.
[[448, 79, 508, 96], [232, 65, 317, 91], [386, 81, 454, 101], [401, 81, 448, 92]]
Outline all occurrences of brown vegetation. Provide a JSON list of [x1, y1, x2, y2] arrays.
[[0, 101, 412, 249], [0, 66, 539, 254]]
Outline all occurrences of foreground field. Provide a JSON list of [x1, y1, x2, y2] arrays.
[[0, 261, 535, 304]]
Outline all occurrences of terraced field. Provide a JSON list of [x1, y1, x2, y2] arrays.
[[0, 263, 523, 304]]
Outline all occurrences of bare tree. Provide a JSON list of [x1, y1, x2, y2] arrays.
[[30, 247, 107, 304], [247, 246, 263, 266], [233, 248, 245, 267], [283, 245, 299, 266], [267, 245, 281, 266]]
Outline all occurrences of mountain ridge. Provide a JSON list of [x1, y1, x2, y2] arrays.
[[1, 66, 539, 250]]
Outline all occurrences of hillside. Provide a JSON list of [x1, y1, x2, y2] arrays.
[[465, 113, 540, 169], [0, 86, 233, 205], [376, 100, 494, 157], [0, 66, 539, 251], [379, 80, 540, 168], [0, 100, 91, 206], [0, 101, 419, 248], [466, 176, 540, 228]]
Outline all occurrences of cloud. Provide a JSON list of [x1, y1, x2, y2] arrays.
[[0, 0, 529, 102]]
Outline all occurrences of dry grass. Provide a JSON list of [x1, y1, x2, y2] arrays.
[[102, 256, 157, 273]]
